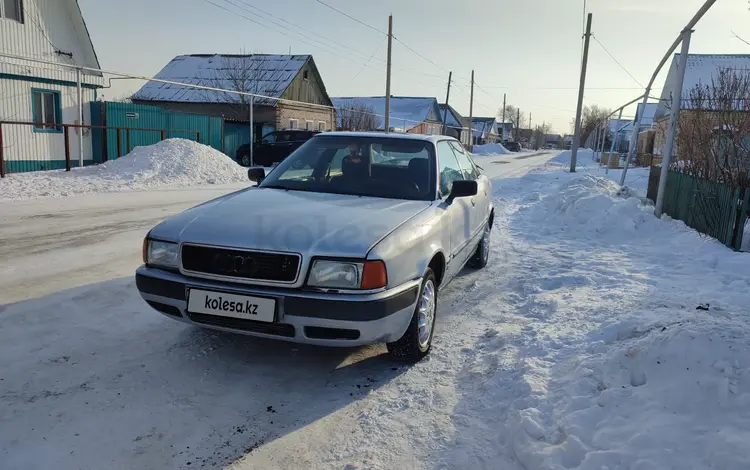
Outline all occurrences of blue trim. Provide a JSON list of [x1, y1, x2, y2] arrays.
[[31, 88, 63, 134], [0, 73, 101, 89]]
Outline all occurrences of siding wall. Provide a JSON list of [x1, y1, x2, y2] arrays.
[[0, 0, 103, 86], [0, 76, 95, 172]]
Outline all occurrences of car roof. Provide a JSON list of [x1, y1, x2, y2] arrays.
[[317, 131, 456, 144]]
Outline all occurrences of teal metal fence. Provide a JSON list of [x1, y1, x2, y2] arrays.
[[649, 167, 749, 250], [91, 102, 223, 162]]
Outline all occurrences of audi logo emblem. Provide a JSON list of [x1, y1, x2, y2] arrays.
[[213, 253, 258, 276]]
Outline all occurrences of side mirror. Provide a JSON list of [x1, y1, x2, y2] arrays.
[[447, 180, 478, 203], [248, 167, 265, 183]]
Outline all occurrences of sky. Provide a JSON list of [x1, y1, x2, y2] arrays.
[[79, 0, 750, 133]]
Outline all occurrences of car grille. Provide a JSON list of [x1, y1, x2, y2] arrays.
[[181, 245, 300, 283], [188, 313, 295, 337]]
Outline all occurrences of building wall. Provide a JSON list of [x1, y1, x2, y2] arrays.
[[281, 59, 332, 107], [277, 102, 334, 131], [0, 0, 103, 86], [408, 121, 443, 136], [1, 76, 96, 172], [132, 100, 278, 125]]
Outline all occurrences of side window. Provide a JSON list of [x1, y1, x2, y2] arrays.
[[289, 119, 299, 129], [262, 132, 278, 143], [31, 88, 62, 133], [318, 121, 326, 131], [305, 120, 314, 131], [450, 141, 480, 179], [437, 141, 464, 197], [1, 0, 23, 22], [277, 132, 293, 142]]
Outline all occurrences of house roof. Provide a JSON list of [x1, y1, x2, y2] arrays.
[[655, 54, 750, 119], [438, 104, 466, 129], [132, 54, 314, 106], [471, 117, 498, 138], [609, 118, 633, 133], [74, 0, 101, 71], [332, 96, 442, 132]]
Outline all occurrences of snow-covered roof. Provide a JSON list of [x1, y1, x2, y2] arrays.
[[132, 54, 311, 106], [655, 54, 750, 119], [471, 117, 498, 138], [438, 104, 465, 129], [332, 96, 442, 131]]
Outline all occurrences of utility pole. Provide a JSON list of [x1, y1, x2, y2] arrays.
[[442, 71, 452, 135], [598, 121, 608, 163], [516, 108, 520, 143], [655, 30, 693, 217], [501, 93, 507, 140], [384, 15, 393, 133], [606, 108, 623, 174], [468, 70, 474, 151], [571, 13, 592, 172], [249, 96, 254, 166]]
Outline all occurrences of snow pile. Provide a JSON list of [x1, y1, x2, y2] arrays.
[[0, 139, 247, 201], [550, 148, 594, 165], [472, 142, 511, 156]]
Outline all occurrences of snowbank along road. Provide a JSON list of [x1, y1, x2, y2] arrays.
[[4, 149, 750, 469]]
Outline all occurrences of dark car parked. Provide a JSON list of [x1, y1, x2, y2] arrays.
[[236, 130, 320, 167], [502, 141, 522, 152]]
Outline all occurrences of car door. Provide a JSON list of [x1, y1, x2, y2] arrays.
[[275, 132, 296, 162], [436, 140, 474, 280], [450, 141, 490, 235]]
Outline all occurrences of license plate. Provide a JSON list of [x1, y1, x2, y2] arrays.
[[187, 289, 276, 323]]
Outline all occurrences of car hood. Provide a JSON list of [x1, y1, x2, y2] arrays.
[[150, 187, 432, 258]]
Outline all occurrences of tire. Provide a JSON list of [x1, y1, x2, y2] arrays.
[[387, 269, 438, 363], [468, 221, 491, 269], [240, 154, 251, 166]]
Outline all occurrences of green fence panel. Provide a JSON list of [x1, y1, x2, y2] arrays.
[[737, 189, 750, 250]]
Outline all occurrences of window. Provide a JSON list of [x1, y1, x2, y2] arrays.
[[259, 136, 436, 201], [277, 132, 293, 142], [305, 120, 314, 131], [303, 70, 309, 81], [449, 141, 480, 179], [261, 132, 278, 143], [31, 88, 62, 133], [1, 0, 23, 22], [317, 121, 326, 131], [437, 141, 464, 197], [289, 119, 299, 129]]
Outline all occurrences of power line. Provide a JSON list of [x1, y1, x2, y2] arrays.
[[592, 35, 645, 88], [731, 31, 750, 47], [313, 0, 387, 35], [392, 37, 450, 74], [351, 36, 386, 81]]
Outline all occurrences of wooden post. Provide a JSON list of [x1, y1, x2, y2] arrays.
[[64, 126, 71, 171], [0, 124, 5, 178], [161, 130, 166, 141], [126, 129, 131, 155]]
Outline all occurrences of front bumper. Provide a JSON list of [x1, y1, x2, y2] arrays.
[[135, 265, 419, 347]]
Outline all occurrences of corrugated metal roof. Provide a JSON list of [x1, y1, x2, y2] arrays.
[[438, 103, 464, 128], [332, 96, 441, 131], [132, 54, 310, 106], [471, 117, 497, 138]]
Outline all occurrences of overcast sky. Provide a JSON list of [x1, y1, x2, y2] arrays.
[[80, 0, 750, 133]]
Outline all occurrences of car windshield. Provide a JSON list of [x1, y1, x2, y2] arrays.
[[259, 135, 436, 201]]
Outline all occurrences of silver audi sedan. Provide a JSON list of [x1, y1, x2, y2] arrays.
[[136, 132, 493, 362]]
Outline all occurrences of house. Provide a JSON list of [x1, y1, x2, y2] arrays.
[[545, 134, 562, 149], [132, 54, 335, 145], [497, 122, 514, 141], [471, 117, 498, 145], [438, 103, 470, 145], [653, 54, 750, 157], [0, 0, 104, 173], [331, 96, 443, 135]]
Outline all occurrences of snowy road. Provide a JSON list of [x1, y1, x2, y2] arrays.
[[5, 149, 749, 470]]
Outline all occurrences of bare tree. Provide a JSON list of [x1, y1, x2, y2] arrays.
[[498, 104, 525, 133], [572, 104, 612, 147], [532, 123, 552, 149], [673, 67, 750, 188], [338, 101, 378, 131], [207, 52, 270, 123]]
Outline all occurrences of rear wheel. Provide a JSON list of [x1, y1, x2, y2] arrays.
[[387, 269, 438, 363], [241, 154, 251, 166], [468, 222, 491, 269]]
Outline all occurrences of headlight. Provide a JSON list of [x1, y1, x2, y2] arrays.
[[307, 260, 387, 290], [144, 239, 179, 268]]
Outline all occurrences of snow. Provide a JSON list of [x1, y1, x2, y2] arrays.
[[472, 142, 511, 155], [131, 54, 308, 105], [0, 139, 248, 201], [3, 150, 750, 469]]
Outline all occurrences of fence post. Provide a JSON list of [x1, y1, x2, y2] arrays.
[[726, 187, 741, 248], [116, 129, 122, 159], [64, 126, 71, 171], [161, 130, 166, 141], [196, 131, 201, 143], [126, 129, 131, 155], [0, 124, 5, 178]]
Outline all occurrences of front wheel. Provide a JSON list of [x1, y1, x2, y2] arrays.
[[240, 154, 251, 166], [387, 269, 438, 363], [468, 222, 491, 269]]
